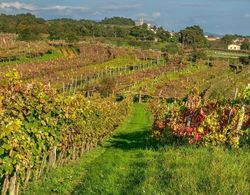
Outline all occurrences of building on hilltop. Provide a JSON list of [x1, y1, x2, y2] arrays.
[[228, 44, 241, 51], [135, 17, 154, 29], [228, 37, 250, 50], [135, 17, 144, 26], [233, 37, 250, 45], [204, 35, 220, 41]]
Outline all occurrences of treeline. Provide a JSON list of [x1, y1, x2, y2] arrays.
[[2, 13, 248, 50], [0, 13, 211, 49], [0, 13, 47, 41], [0, 13, 170, 42]]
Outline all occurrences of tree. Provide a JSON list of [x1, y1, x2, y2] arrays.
[[156, 27, 171, 42], [180, 25, 207, 47], [0, 14, 16, 33], [221, 34, 236, 45], [48, 22, 65, 40], [0, 13, 46, 40], [169, 33, 180, 43], [18, 28, 41, 41], [48, 21, 80, 42], [161, 43, 182, 54], [113, 26, 129, 38], [130, 25, 155, 41], [100, 17, 135, 26], [241, 41, 250, 50], [16, 13, 47, 35]]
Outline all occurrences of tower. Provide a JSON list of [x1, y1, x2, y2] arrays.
[[140, 17, 144, 26]]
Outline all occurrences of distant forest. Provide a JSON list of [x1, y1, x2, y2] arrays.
[[0, 13, 172, 42], [1, 13, 249, 51]]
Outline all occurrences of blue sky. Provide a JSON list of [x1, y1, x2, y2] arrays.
[[0, 0, 250, 35]]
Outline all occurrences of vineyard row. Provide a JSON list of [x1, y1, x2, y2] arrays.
[[0, 71, 132, 194], [60, 59, 164, 93]]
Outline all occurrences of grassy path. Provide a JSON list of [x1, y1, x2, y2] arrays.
[[25, 104, 157, 194], [25, 104, 249, 195], [72, 103, 156, 194]]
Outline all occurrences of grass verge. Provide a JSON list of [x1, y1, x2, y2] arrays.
[[0, 50, 64, 67]]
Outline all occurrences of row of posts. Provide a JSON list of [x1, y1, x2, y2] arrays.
[[61, 58, 163, 94]]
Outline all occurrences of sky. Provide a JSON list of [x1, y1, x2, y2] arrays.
[[0, 0, 250, 35]]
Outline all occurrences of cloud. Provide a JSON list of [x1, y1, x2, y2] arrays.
[[178, 3, 210, 7], [137, 13, 147, 17], [93, 11, 102, 16], [0, 1, 88, 12], [152, 12, 161, 18], [39, 5, 88, 11], [101, 4, 142, 11], [136, 12, 161, 22], [245, 13, 250, 17], [0, 2, 35, 10]]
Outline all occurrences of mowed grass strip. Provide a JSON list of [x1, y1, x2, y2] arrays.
[[0, 50, 64, 67], [24, 104, 250, 195]]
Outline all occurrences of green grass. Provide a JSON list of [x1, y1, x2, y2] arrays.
[[0, 50, 64, 67], [207, 50, 248, 59], [24, 104, 250, 195], [104, 39, 167, 50]]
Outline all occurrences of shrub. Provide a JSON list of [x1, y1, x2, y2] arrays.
[[239, 56, 250, 65], [189, 50, 207, 63]]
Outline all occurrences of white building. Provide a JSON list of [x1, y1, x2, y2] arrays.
[[135, 17, 153, 29], [135, 18, 144, 26], [204, 35, 220, 41], [228, 44, 241, 51]]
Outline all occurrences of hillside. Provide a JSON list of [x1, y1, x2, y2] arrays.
[[0, 12, 249, 195]]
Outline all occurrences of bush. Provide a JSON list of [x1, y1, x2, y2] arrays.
[[189, 50, 207, 62], [127, 40, 152, 49], [241, 41, 250, 50], [18, 28, 41, 41], [161, 43, 181, 54], [239, 56, 250, 65]]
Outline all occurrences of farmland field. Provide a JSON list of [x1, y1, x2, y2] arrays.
[[0, 11, 250, 195], [0, 39, 249, 194]]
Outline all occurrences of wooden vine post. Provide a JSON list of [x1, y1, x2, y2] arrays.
[[62, 82, 65, 93], [158, 90, 163, 104], [24, 168, 32, 187], [237, 106, 245, 143], [9, 172, 17, 195], [47, 146, 57, 170], [228, 88, 239, 125], [1, 175, 10, 195], [139, 90, 142, 103]]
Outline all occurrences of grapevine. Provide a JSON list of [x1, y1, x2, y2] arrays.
[[151, 88, 249, 147], [0, 70, 132, 193]]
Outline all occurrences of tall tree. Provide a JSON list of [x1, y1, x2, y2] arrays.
[[221, 34, 237, 45], [180, 25, 207, 47], [241, 41, 250, 50], [130, 24, 155, 41]]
